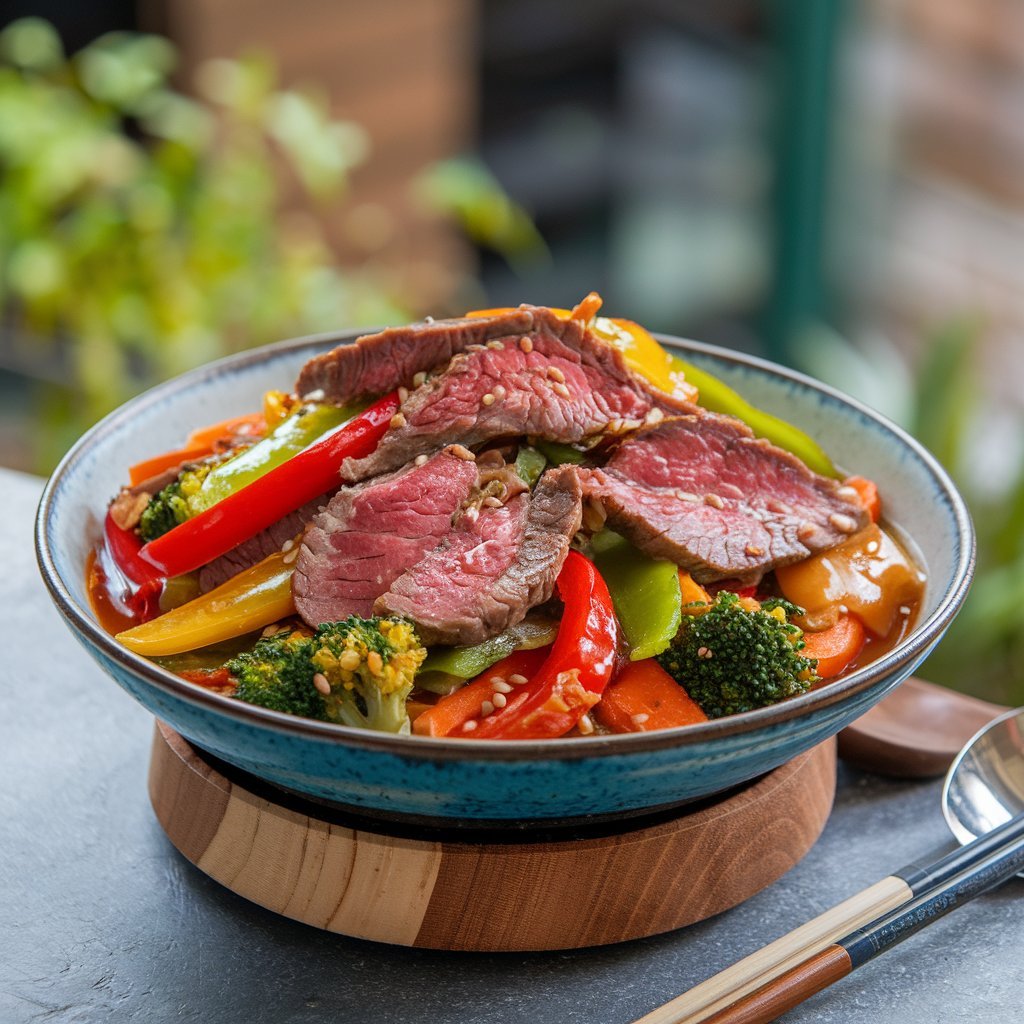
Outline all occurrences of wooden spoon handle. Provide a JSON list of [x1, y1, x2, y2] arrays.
[[633, 876, 909, 1024], [700, 946, 853, 1024]]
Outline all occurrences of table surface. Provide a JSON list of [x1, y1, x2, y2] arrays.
[[6, 468, 1021, 1024]]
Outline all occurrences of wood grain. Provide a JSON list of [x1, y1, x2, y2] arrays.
[[701, 945, 853, 1024], [149, 723, 836, 951]]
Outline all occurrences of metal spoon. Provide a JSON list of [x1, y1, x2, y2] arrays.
[[637, 706, 1024, 1024]]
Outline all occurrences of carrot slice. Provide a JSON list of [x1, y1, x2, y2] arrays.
[[128, 444, 214, 487], [844, 475, 881, 523], [678, 570, 711, 609], [594, 659, 708, 733], [800, 614, 866, 679], [412, 647, 550, 737]]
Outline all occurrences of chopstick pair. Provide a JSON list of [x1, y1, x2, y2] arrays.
[[636, 811, 1024, 1024]]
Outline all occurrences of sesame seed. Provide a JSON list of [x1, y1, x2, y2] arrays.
[[552, 382, 571, 399], [390, 413, 406, 429], [483, 495, 503, 508], [302, 388, 326, 402], [578, 714, 594, 735], [339, 650, 361, 671], [425, 315, 435, 323], [899, 605, 911, 615], [645, 407, 665, 425], [281, 538, 295, 553], [487, 339, 505, 350], [519, 336, 534, 353], [837, 486, 859, 500], [829, 512, 858, 533], [704, 493, 725, 509], [481, 700, 495, 716], [493, 385, 507, 399], [491, 679, 513, 693], [676, 490, 698, 502], [745, 544, 764, 557], [697, 646, 709, 658], [462, 720, 478, 732], [367, 651, 384, 675], [464, 506, 479, 522], [313, 672, 331, 695], [798, 522, 817, 541], [415, 454, 429, 466], [413, 371, 427, 388], [508, 673, 528, 686], [282, 548, 299, 565], [261, 624, 280, 637], [547, 366, 565, 383], [492, 692, 507, 708], [397, 386, 409, 403], [450, 444, 476, 461], [631, 713, 649, 726], [481, 392, 495, 406], [704, 649, 714, 659], [866, 540, 879, 554]]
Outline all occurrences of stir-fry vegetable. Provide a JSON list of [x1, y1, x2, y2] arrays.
[[116, 550, 295, 656], [188, 402, 359, 515], [138, 391, 399, 578], [591, 529, 681, 661], [594, 659, 709, 733]]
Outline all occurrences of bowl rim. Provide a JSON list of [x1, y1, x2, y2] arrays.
[[35, 328, 976, 762]]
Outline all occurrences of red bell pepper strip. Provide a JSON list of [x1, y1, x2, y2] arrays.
[[467, 550, 620, 740], [104, 510, 164, 588], [139, 391, 400, 578]]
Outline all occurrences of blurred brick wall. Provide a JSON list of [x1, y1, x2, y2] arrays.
[[159, 0, 477, 313]]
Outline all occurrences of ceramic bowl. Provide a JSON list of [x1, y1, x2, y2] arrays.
[[36, 331, 974, 826]]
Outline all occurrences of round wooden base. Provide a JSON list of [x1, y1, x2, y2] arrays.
[[148, 722, 836, 951]]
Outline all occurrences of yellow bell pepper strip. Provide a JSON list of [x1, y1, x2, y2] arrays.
[[188, 401, 361, 515], [116, 551, 295, 657], [591, 529, 682, 661], [139, 391, 400, 579]]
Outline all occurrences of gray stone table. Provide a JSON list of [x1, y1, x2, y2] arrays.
[[5, 468, 1022, 1023]]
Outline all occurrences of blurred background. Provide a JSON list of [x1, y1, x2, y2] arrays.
[[3, 0, 1022, 702]]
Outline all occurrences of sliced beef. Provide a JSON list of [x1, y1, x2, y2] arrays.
[[198, 501, 321, 593], [575, 416, 869, 583], [293, 448, 480, 625], [295, 309, 535, 402], [340, 308, 693, 482], [376, 465, 582, 646]]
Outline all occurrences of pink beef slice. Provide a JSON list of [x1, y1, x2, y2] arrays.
[[293, 449, 479, 625], [575, 416, 869, 584], [376, 465, 583, 646], [294, 309, 535, 402], [339, 307, 694, 483], [198, 500, 321, 593]]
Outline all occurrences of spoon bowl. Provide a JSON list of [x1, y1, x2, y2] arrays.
[[943, 706, 1024, 847]]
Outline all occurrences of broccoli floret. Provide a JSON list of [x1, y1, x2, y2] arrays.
[[228, 630, 325, 719], [137, 458, 225, 542], [311, 618, 426, 734], [656, 592, 818, 718], [226, 618, 426, 733]]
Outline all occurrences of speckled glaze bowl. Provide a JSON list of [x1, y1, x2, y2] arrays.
[[36, 331, 974, 825]]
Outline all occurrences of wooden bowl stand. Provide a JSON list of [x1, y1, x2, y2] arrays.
[[148, 722, 836, 951]]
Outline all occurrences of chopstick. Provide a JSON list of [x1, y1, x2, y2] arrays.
[[635, 812, 1024, 1024]]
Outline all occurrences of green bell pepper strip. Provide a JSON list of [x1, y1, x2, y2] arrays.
[[591, 529, 682, 661], [669, 355, 837, 478], [417, 617, 559, 693], [514, 445, 548, 486], [534, 439, 587, 465], [189, 402, 361, 515]]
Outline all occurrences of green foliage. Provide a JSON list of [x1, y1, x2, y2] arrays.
[[227, 617, 426, 733], [0, 18, 409, 469], [657, 592, 816, 718]]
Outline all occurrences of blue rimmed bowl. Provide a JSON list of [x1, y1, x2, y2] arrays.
[[35, 332, 974, 826]]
